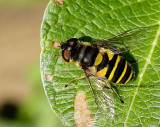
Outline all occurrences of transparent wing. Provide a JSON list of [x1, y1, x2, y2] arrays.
[[86, 76, 116, 119], [94, 27, 150, 54]]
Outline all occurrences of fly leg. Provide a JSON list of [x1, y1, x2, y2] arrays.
[[53, 55, 62, 57], [64, 76, 85, 87], [65, 66, 92, 87]]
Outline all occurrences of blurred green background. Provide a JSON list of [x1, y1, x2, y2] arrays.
[[0, 0, 63, 127]]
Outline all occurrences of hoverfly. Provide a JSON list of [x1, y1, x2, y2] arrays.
[[52, 27, 149, 117]]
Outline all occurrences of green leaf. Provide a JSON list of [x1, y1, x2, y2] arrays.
[[40, 0, 160, 126]]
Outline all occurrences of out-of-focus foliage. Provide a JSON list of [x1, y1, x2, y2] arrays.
[[0, 63, 63, 127], [0, 0, 47, 8]]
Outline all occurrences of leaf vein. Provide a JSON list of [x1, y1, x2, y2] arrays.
[[124, 22, 160, 126]]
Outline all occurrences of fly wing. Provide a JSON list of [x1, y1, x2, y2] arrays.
[[94, 27, 150, 54], [87, 77, 116, 119]]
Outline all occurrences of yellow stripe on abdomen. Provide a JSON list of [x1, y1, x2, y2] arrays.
[[106, 49, 114, 60], [125, 70, 133, 84], [116, 61, 128, 83], [94, 53, 103, 66], [96, 67, 108, 78], [108, 55, 121, 81]]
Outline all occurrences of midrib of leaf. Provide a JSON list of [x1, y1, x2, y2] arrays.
[[124, 22, 160, 127]]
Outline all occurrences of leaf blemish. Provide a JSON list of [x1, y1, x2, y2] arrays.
[[55, 0, 64, 5], [45, 74, 54, 82], [74, 92, 94, 127], [52, 41, 60, 49]]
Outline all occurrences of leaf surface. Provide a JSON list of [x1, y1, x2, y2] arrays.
[[40, 0, 160, 126]]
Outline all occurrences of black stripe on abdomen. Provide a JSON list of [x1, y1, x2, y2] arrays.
[[119, 64, 132, 84], [105, 54, 118, 79], [111, 57, 125, 83], [96, 53, 109, 71]]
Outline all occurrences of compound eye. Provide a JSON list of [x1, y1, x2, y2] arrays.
[[62, 49, 71, 62]]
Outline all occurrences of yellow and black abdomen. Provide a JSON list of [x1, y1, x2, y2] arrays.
[[66, 41, 134, 84], [95, 49, 134, 84]]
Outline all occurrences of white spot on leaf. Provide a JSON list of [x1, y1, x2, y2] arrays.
[[45, 74, 53, 82]]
